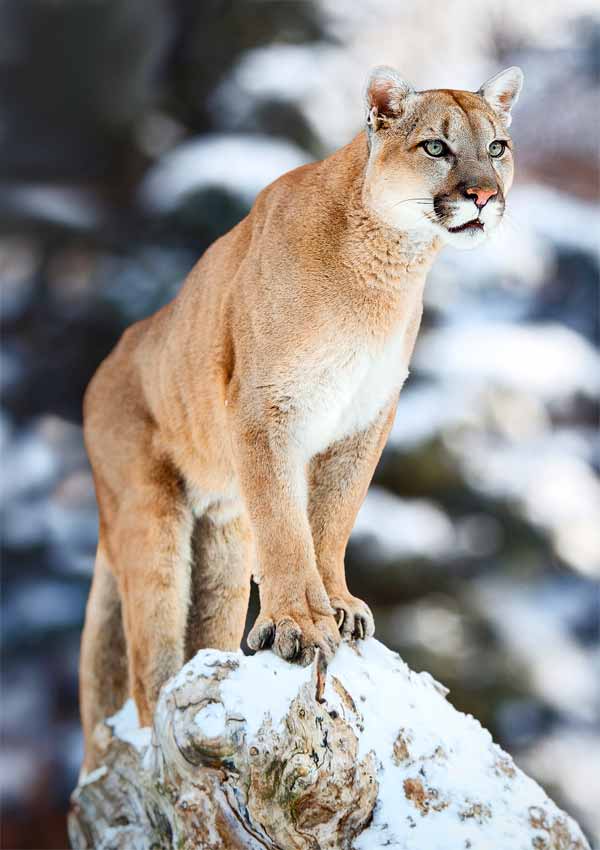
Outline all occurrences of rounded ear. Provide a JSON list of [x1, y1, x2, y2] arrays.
[[478, 66, 524, 127], [365, 65, 415, 130]]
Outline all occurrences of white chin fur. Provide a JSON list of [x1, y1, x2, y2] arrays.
[[442, 203, 502, 249], [438, 210, 501, 250], [421, 215, 488, 250]]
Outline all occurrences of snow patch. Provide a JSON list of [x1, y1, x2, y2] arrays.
[[80, 765, 108, 788], [163, 647, 241, 694], [193, 702, 227, 738], [140, 134, 309, 214], [220, 650, 314, 741], [107, 699, 151, 750]]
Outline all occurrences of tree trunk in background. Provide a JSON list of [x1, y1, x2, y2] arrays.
[[68, 640, 590, 850]]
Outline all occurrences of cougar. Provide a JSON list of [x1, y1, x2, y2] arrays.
[[80, 65, 523, 767]]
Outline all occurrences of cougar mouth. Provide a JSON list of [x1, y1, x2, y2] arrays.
[[447, 218, 484, 234]]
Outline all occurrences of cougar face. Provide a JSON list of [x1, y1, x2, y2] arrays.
[[363, 67, 523, 249]]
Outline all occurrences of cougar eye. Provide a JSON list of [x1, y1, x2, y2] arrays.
[[422, 139, 447, 158], [489, 140, 507, 158]]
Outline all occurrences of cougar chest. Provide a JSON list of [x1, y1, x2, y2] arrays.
[[295, 320, 410, 459]]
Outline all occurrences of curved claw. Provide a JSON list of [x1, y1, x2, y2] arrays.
[[248, 619, 275, 651], [249, 610, 340, 667], [331, 596, 374, 643]]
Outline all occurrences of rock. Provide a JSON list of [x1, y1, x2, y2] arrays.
[[69, 640, 590, 849]]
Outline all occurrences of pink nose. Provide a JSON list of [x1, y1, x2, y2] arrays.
[[465, 186, 497, 208]]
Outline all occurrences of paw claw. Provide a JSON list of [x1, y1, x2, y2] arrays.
[[330, 595, 374, 643], [247, 619, 275, 651], [355, 617, 365, 641], [273, 617, 302, 660], [250, 609, 340, 666]]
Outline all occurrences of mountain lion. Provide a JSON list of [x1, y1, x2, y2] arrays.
[[80, 65, 523, 768]]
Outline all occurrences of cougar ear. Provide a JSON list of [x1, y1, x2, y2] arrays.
[[478, 66, 523, 127], [365, 65, 415, 130]]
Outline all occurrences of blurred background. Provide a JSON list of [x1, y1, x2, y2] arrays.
[[1, 1, 598, 848]]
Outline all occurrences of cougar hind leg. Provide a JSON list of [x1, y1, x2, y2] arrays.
[[79, 545, 128, 772], [186, 508, 253, 659]]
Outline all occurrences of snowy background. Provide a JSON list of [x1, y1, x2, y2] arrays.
[[1, 1, 598, 848]]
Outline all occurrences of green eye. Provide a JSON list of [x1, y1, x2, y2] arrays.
[[489, 140, 507, 158], [423, 139, 446, 157]]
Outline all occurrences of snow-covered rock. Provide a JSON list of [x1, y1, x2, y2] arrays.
[[69, 640, 590, 849]]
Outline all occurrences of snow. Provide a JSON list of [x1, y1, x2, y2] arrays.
[[319, 640, 586, 846], [209, 1, 600, 155], [327, 641, 527, 848], [80, 765, 108, 788], [193, 702, 227, 738], [320, 0, 600, 54], [107, 699, 151, 750], [164, 647, 239, 693], [384, 599, 469, 657], [139, 134, 309, 214], [422, 182, 598, 327], [222, 650, 314, 741]]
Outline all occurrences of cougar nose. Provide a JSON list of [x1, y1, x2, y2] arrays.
[[465, 186, 497, 208]]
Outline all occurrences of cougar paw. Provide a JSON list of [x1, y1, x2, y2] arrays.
[[247, 619, 276, 651], [248, 611, 340, 666], [330, 594, 375, 642]]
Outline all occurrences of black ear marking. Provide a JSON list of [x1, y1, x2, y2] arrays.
[[366, 105, 381, 131]]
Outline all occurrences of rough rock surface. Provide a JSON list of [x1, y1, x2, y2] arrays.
[[69, 640, 590, 849]]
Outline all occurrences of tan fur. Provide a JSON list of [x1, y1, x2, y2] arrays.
[[80, 66, 521, 768]]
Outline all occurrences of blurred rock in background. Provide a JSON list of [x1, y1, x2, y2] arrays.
[[0, 2, 598, 848]]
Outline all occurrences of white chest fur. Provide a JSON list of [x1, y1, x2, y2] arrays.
[[291, 319, 410, 460]]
